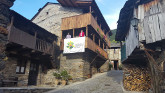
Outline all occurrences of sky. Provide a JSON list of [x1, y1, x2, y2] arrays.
[[11, 0, 127, 30]]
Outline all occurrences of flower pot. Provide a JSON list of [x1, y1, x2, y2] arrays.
[[61, 80, 67, 86], [54, 79, 59, 86], [88, 74, 91, 78]]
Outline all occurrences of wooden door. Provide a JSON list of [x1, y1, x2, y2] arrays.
[[28, 62, 39, 85], [114, 61, 118, 70]]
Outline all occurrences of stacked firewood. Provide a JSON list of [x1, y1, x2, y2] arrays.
[[123, 65, 151, 91]]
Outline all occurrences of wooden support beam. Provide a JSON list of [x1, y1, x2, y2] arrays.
[[103, 43, 104, 49], [73, 29, 75, 38], [89, 6, 92, 12], [93, 34, 95, 42], [86, 26, 88, 37]]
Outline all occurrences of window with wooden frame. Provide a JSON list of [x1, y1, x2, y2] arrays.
[[16, 59, 27, 74]]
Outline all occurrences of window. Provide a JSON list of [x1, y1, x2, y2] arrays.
[[16, 59, 27, 74]]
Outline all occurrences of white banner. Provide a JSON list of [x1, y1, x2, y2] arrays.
[[63, 37, 85, 54]]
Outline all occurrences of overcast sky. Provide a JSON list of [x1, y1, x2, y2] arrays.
[[11, 0, 127, 30]]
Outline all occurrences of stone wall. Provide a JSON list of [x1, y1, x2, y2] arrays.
[[107, 48, 121, 70], [16, 61, 30, 86], [60, 53, 86, 81], [0, 58, 30, 86], [32, 3, 83, 46], [60, 52, 107, 81], [32, 3, 83, 69], [100, 60, 109, 72], [38, 68, 57, 87], [0, 0, 14, 71], [0, 57, 17, 78]]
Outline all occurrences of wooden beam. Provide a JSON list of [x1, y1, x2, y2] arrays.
[[103, 43, 104, 49], [70, 0, 78, 7], [93, 34, 95, 42], [75, 1, 92, 4], [89, 6, 92, 12], [86, 26, 88, 37], [73, 29, 75, 38]]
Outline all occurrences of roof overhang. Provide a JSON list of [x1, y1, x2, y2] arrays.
[[57, 0, 93, 8]]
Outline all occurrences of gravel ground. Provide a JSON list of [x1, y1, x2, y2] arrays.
[[46, 70, 124, 93]]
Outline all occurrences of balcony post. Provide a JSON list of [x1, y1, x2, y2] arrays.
[[93, 34, 95, 42], [89, 6, 92, 12], [103, 43, 104, 49], [73, 29, 75, 38], [86, 26, 88, 37]]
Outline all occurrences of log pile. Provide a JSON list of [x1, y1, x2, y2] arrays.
[[123, 65, 151, 91]]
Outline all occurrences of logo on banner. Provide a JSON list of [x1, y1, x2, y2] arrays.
[[67, 41, 75, 50]]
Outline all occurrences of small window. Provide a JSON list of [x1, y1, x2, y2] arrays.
[[16, 59, 27, 74]]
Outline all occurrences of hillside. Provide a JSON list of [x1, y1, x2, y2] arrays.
[[110, 29, 117, 41]]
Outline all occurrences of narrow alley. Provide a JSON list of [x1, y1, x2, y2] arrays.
[[47, 71, 123, 93]]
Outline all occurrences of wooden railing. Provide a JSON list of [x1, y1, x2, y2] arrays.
[[35, 38, 53, 55], [8, 26, 54, 55], [61, 13, 111, 47], [61, 13, 91, 30], [85, 37, 108, 59], [60, 37, 108, 59]]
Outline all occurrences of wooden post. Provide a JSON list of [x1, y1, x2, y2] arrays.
[[89, 6, 92, 13], [61, 31, 63, 39], [103, 43, 104, 49], [8, 16, 14, 40], [86, 26, 88, 37], [93, 34, 95, 42], [73, 29, 75, 38]]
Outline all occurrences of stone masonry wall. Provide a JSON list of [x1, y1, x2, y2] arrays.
[[0, 58, 31, 86], [0, 57, 17, 78], [100, 60, 109, 72], [32, 3, 83, 46], [0, 0, 14, 71], [16, 61, 30, 86], [60, 53, 85, 81], [60, 52, 105, 82], [32, 3, 83, 69]]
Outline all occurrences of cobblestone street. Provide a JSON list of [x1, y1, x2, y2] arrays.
[[47, 70, 124, 93]]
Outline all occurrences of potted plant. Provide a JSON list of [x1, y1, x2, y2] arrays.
[[53, 72, 61, 86], [60, 70, 71, 86]]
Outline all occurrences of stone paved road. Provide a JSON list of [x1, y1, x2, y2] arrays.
[[46, 70, 124, 93]]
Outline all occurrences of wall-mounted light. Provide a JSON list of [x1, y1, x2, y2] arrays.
[[131, 17, 139, 30]]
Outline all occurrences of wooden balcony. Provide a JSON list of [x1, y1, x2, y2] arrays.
[[61, 13, 111, 47], [8, 26, 54, 55], [60, 37, 108, 59]]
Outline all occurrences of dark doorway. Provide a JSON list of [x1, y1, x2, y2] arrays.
[[114, 61, 118, 70], [28, 61, 39, 85]]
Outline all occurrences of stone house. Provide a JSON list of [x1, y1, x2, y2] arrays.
[[0, 10, 58, 87], [107, 43, 121, 70], [32, 0, 112, 82], [116, 0, 165, 92]]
